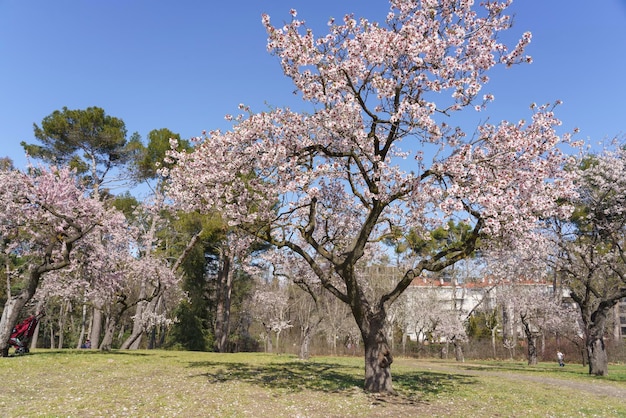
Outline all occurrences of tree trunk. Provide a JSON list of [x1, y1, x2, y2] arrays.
[[440, 345, 448, 359], [100, 314, 116, 351], [76, 302, 88, 349], [587, 335, 608, 376], [29, 318, 41, 351], [101, 297, 135, 350], [275, 330, 282, 353], [121, 329, 143, 350], [0, 292, 31, 356], [299, 313, 322, 360], [0, 268, 41, 357], [90, 307, 103, 349], [121, 295, 162, 349], [126, 272, 154, 350], [262, 323, 273, 353], [121, 304, 145, 349], [362, 313, 394, 394], [401, 332, 407, 356], [127, 300, 146, 350], [527, 334, 538, 365], [214, 254, 233, 353], [57, 301, 67, 349], [29, 300, 45, 351], [49, 326, 55, 349], [521, 315, 538, 365], [453, 340, 464, 362], [299, 324, 313, 360], [502, 303, 514, 344], [582, 301, 612, 376], [266, 333, 273, 353]]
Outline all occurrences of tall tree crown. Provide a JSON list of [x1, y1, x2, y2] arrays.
[[166, 0, 576, 278], [21, 106, 129, 190]]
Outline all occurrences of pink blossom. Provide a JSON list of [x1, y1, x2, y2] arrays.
[[165, 0, 580, 391]]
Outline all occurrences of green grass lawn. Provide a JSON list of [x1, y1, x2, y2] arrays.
[[1, 350, 625, 417]]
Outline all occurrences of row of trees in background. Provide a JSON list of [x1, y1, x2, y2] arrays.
[[2, 0, 625, 397], [1, 133, 625, 373], [1, 106, 243, 356], [13, 251, 620, 368]]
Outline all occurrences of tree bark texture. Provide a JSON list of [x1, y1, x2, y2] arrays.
[[526, 335, 538, 366], [0, 293, 30, 356], [0, 269, 41, 357], [299, 325, 313, 360], [214, 254, 233, 353], [29, 319, 41, 351], [76, 302, 88, 349], [127, 300, 146, 350], [453, 341, 464, 363], [100, 298, 131, 350], [521, 315, 538, 366], [587, 335, 608, 376], [361, 313, 394, 394], [581, 301, 612, 376], [57, 301, 68, 349], [263, 323, 273, 353], [121, 295, 163, 349], [100, 315, 116, 351], [89, 307, 103, 349]]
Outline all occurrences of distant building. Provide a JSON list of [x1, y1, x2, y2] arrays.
[[404, 276, 565, 341], [362, 266, 625, 341]]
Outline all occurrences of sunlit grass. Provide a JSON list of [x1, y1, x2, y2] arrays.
[[1, 350, 624, 417]]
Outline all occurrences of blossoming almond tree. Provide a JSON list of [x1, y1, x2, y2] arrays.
[[555, 146, 626, 376], [35, 209, 133, 349], [497, 284, 572, 365], [252, 284, 293, 353], [0, 165, 116, 356], [165, 0, 577, 392]]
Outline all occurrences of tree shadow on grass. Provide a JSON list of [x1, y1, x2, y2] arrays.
[[186, 359, 477, 400], [188, 360, 362, 392], [26, 349, 151, 357]]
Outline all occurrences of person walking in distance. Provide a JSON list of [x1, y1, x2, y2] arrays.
[[557, 351, 565, 367]]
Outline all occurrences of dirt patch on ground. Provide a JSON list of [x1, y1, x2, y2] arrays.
[[416, 361, 626, 399]]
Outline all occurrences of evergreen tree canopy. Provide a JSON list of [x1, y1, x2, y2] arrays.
[[21, 106, 130, 188]]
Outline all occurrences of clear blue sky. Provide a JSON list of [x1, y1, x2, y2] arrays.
[[1, 0, 625, 171]]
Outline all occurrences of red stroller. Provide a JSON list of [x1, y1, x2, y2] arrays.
[[9, 312, 44, 355]]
